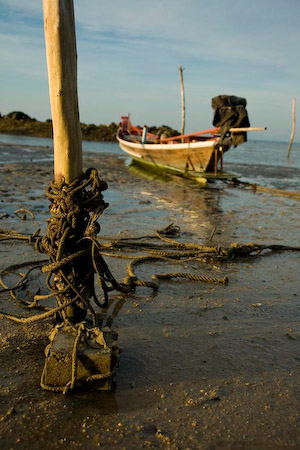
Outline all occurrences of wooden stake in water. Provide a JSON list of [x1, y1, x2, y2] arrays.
[[287, 98, 296, 159], [43, 0, 83, 184], [179, 65, 185, 137]]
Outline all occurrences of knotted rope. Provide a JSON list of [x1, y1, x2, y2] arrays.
[[0, 167, 299, 327], [1, 168, 299, 393]]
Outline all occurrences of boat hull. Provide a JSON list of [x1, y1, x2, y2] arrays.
[[117, 135, 229, 174]]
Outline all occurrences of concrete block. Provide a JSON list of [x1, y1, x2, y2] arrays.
[[41, 323, 119, 392]]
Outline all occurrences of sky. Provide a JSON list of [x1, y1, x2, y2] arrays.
[[0, 0, 300, 142]]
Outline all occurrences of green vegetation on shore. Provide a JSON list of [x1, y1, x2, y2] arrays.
[[0, 111, 179, 142]]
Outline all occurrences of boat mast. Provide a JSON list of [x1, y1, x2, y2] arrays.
[[179, 65, 185, 137]]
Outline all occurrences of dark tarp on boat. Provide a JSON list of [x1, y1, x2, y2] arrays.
[[212, 95, 250, 147]]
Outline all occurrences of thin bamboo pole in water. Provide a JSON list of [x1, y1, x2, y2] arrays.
[[287, 98, 296, 159]]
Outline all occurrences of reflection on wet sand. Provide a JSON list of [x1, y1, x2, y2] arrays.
[[128, 159, 234, 244]]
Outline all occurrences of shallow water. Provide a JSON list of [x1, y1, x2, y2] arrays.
[[1, 132, 300, 166]]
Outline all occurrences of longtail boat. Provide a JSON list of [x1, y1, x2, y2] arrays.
[[117, 95, 266, 182]]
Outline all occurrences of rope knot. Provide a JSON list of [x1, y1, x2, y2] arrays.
[[157, 223, 181, 237], [123, 275, 138, 288]]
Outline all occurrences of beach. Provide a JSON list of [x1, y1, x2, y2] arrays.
[[0, 136, 299, 449]]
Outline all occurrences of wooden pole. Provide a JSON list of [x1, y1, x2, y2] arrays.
[[43, 0, 83, 184], [287, 98, 296, 159], [160, 127, 266, 143], [229, 127, 267, 133], [179, 65, 185, 137]]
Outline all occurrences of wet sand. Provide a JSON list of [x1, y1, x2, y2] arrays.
[[0, 148, 299, 449]]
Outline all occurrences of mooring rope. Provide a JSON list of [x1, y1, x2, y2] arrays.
[[225, 179, 300, 200], [1, 168, 299, 392], [1, 222, 299, 324]]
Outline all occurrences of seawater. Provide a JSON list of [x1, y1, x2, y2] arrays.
[[0, 133, 299, 191], [0, 133, 123, 156]]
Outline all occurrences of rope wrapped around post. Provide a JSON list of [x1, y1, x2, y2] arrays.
[[34, 167, 111, 324]]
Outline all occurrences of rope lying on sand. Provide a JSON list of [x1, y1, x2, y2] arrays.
[[1, 222, 299, 325], [1, 181, 300, 394], [1, 167, 299, 394], [0, 166, 299, 327], [225, 179, 300, 200]]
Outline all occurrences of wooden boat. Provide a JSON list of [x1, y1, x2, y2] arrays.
[[117, 118, 228, 177], [117, 96, 265, 181]]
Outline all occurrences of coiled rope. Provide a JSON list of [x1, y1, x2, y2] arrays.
[[0, 169, 235, 326], [1, 219, 299, 324], [1, 169, 299, 393]]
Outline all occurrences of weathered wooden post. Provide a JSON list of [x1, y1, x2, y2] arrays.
[[44, 0, 83, 184], [179, 65, 185, 138], [287, 98, 296, 159], [40, 0, 118, 393]]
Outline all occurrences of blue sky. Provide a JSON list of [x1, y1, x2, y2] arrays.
[[0, 0, 300, 142]]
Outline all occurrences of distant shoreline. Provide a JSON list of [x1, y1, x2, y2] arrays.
[[0, 111, 179, 142], [0, 111, 118, 142]]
